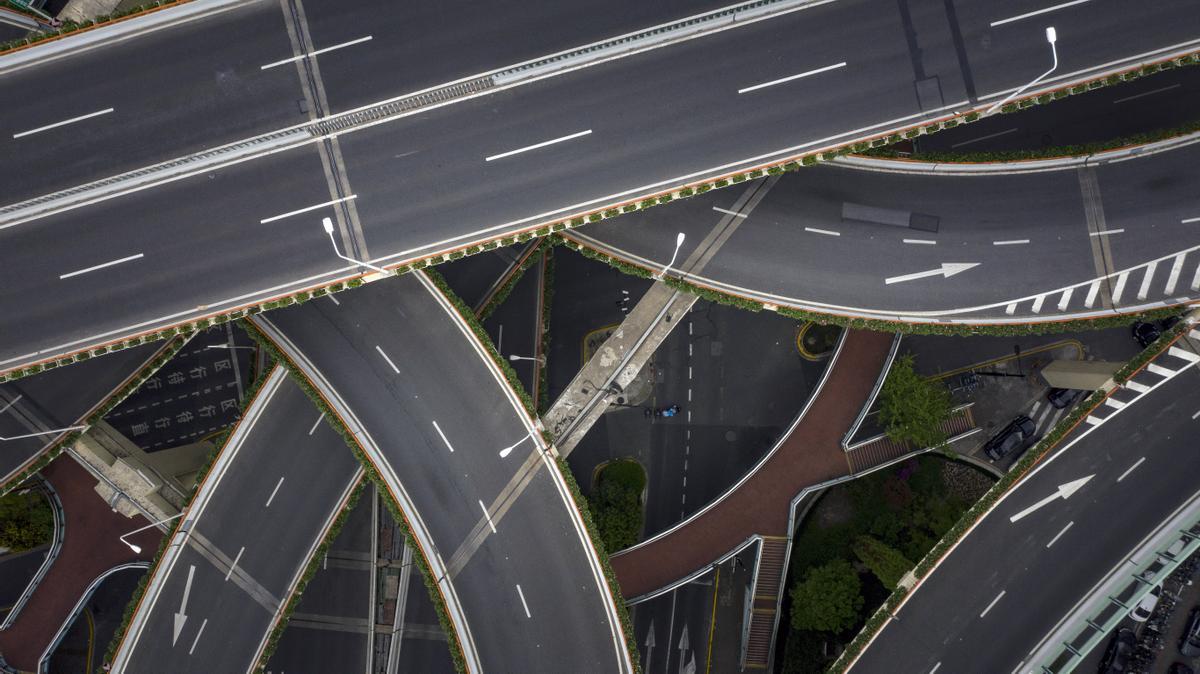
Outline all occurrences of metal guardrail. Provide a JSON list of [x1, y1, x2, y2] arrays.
[[842, 332, 902, 449], [1030, 497, 1200, 673], [0, 476, 65, 631], [35, 562, 150, 674]]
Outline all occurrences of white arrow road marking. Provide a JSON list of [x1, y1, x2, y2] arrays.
[[644, 619, 656, 671], [173, 565, 195, 646], [1009, 475, 1094, 523], [884, 263, 980, 285]]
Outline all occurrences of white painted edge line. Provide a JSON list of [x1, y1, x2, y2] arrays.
[[1046, 521, 1073, 548], [374, 345, 400, 373], [431, 420, 455, 453], [515, 584, 531, 618], [1089, 229, 1125, 237], [479, 500, 497, 534], [993, 239, 1030, 246], [990, 0, 1090, 27], [737, 61, 846, 94], [260, 195, 357, 224], [1117, 457, 1146, 483], [805, 227, 840, 236], [902, 239, 936, 245], [484, 129, 592, 162], [712, 206, 747, 218], [264, 476, 285, 507], [1183, 216, 1200, 224], [260, 35, 373, 70], [224, 546, 245, 581], [979, 590, 1006, 618], [1112, 83, 1182, 105], [12, 108, 114, 139], [59, 253, 143, 280]]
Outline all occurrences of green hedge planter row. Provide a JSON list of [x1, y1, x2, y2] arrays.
[[477, 239, 548, 321], [0, 334, 192, 497], [864, 115, 1200, 163], [99, 362, 274, 672], [254, 480, 366, 670], [9, 52, 1194, 384], [555, 234, 1188, 336], [0, 0, 187, 54], [236, 320, 468, 673], [826, 320, 1194, 673], [538, 248, 556, 413]]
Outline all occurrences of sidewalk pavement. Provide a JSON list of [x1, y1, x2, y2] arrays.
[[0, 456, 159, 672], [611, 329, 894, 598]]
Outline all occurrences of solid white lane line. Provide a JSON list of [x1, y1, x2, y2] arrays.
[[515, 584, 531, 618], [485, 129, 592, 162], [261, 35, 373, 69], [307, 413, 324, 435], [902, 238, 936, 245], [188, 618, 208, 655], [1089, 229, 1124, 237], [431, 421, 454, 453], [375, 345, 400, 373], [950, 128, 1018, 149], [990, 0, 1091, 26], [12, 107, 114, 139], [1056, 288, 1073, 311], [1165, 254, 1186, 295], [259, 195, 357, 224], [805, 227, 841, 236], [712, 206, 747, 218], [980, 590, 1006, 618], [224, 546, 245, 581], [1117, 457, 1146, 482], [479, 500, 497, 533], [737, 61, 847, 94], [993, 239, 1030, 246], [264, 476, 285, 507], [1046, 521, 1074, 548], [1137, 260, 1158, 300], [59, 253, 143, 280], [1113, 84, 1182, 104], [1084, 279, 1101, 308]]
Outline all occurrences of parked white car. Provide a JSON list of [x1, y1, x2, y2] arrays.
[[1131, 586, 1162, 622]]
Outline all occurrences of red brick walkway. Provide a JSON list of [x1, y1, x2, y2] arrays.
[[611, 330, 894, 598], [0, 456, 160, 672]]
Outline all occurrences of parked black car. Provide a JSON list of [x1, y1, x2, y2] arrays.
[[1133, 321, 1163, 348], [1168, 663, 1195, 674], [1181, 607, 1200, 657], [983, 415, 1035, 461], [1099, 627, 1135, 673], [1047, 388, 1084, 410]]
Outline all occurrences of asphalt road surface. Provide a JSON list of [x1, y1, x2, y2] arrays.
[[571, 140, 1200, 322], [253, 272, 633, 672], [114, 368, 361, 673], [3, 0, 1197, 372], [851, 331, 1200, 673]]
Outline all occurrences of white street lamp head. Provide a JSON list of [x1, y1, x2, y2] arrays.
[[508, 354, 520, 361], [1045, 26, 1057, 44], [675, 232, 686, 247], [321, 217, 335, 234], [128, 543, 142, 554]]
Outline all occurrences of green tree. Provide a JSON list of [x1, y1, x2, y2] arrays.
[[852, 535, 914, 589], [0, 490, 54, 552], [789, 559, 863, 633], [879, 354, 953, 449], [588, 460, 646, 552]]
